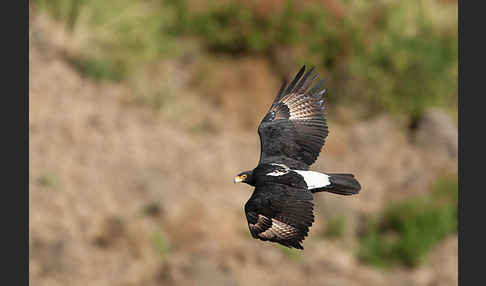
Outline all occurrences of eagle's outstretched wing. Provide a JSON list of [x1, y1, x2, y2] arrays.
[[244, 182, 315, 249], [257, 65, 329, 170]]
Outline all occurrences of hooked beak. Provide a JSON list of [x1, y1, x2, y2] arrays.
[[234, 176, 244, 184]]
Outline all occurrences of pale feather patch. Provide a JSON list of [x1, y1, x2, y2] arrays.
[[267, 163, 290, 176], [281, 96, 320, 121], [259, 219, 298, 240], [270, 219, 298, 239], [266, 170, 288, 176], [293, 170, 330, 189], [269, 163, 290, 171]]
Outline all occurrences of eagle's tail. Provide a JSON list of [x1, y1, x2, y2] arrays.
[[311, 173, 361, 195]]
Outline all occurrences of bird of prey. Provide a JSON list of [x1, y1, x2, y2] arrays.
[[234, 65, 361, 250]]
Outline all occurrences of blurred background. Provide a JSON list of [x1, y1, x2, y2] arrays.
[[29, 0, 458, 285]]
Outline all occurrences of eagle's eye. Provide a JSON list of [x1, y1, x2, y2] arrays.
[[241, 174, 247, 179]]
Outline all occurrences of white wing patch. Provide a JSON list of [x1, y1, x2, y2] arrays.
[[269, 163, 290, 171], [294, 170, 330, 189], [267, 170, 289, 176], [267, 163, 290, 176]]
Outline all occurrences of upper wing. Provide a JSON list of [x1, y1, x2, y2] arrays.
[[244, 182, 315, 249], [258, 65, 329, 170]]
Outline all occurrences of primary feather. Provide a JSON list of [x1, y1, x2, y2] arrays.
[[258, 65, 329, 170]]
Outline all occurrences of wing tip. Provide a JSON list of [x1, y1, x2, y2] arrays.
[[273, 65, 324, 106], [285, 65, 307, 94], [288, 241, 304, 250]]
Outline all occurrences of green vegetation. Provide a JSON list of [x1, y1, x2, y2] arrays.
[[323, 215, 347, 239], [67, 56, 127, 82], [153, 231, 171, 259], [34, 0, 457, 118], [34, 0, 177, 81], [358, 176, 458, 268], [351, 2, 458, 118], [37, 174, 58, 187], [35, 0, 82, 31], [165, 0, 315, 54], [164, 0, 457, 118], [278, 244, 302, 261]]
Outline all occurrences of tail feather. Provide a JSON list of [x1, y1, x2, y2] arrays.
[[311, 173, 361, 195]]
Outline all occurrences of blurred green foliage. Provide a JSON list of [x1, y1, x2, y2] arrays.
[[34, 0, 82, 31], [34, 0, 457, 118], [278, 244, 302, 261], [358, 176, 458, 268], [351, 2, 458, 118], [35, 0, 176, 81], [164, 0, 457, 118], [153, 231, 171, 259], [37, 174, 58, 188], [165, 0, 314, 54], [68, 56, 127, 82], [323, 215, 347, 239]]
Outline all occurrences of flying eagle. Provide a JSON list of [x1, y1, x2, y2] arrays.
[[234, 65, 361, 250]]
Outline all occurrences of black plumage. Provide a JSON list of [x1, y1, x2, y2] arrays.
[[235, 65, 361, 250], [258, 65, 328, 170], [243, 164, 314, 249]]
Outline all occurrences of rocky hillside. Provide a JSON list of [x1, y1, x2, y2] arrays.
[[30, 11, 457, 286]]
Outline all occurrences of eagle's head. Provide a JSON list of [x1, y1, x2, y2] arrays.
[[234, 170, 254, 186]]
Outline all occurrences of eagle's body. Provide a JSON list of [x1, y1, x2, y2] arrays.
[[235, 66, 361, 250]]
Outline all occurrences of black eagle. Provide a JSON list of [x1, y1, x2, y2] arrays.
[[234, 65, 361, 250]]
